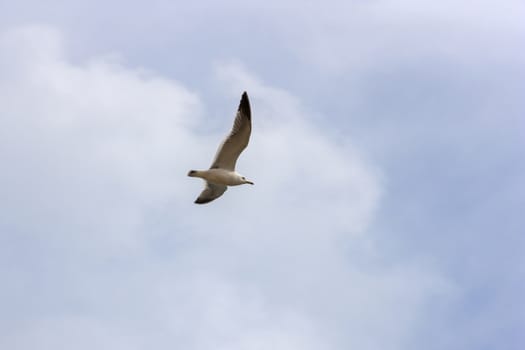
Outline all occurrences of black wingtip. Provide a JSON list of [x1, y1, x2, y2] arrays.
[[238, 91, 251, 120], [194, 197, 214, 204]]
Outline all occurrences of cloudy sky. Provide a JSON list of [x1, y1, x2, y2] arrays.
[[1, 1, 524, 349]]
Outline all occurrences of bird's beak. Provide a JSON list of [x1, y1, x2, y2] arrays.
[[247, 181, 254, 185]]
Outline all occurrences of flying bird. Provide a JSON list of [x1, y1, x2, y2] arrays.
[[188, 91, 254, 204]]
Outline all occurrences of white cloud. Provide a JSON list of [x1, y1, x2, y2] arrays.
[[0, 25, 204, 255], [263, 0, 525, 74], [0, 26, 454, 350]]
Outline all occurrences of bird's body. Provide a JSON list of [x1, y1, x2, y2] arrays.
[[188, 92, 254, 204], [188, 169, 251, 187]]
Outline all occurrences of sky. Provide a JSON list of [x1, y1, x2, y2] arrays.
[[0, 1, 524, 349]]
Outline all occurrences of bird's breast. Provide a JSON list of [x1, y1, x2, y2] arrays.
[[204, 169, 241, 186]]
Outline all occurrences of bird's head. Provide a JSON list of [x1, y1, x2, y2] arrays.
[[240, 176, 254, 185]]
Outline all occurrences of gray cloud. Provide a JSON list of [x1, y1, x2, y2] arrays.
[[0, 26, 455, 350], [1, 1, 524, 348]]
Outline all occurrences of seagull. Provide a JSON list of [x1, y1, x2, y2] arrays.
[[188, 91, 254, 204]]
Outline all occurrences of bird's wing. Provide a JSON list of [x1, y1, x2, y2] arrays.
[[210, 92, 251, 171], [194, 182, 228, 204]]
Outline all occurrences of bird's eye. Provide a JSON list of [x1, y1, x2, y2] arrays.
[[242, 177, 245, 180]]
